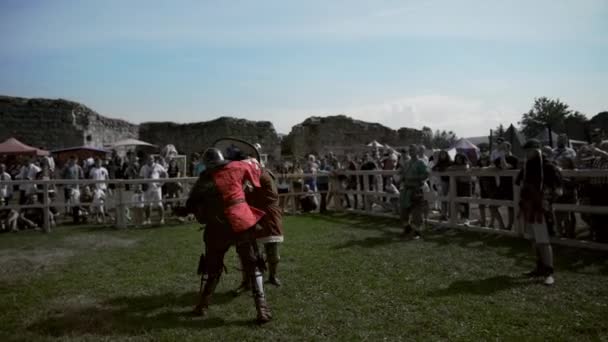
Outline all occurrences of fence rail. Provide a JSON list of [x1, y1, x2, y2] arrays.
[[2, 169, 608, 251]]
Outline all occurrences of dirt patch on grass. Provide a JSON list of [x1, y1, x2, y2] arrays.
[[64, 235, 138, 250], [0, 235, 137, 283], [0, 248, 75, 282]]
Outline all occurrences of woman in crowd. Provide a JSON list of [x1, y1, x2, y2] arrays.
[[494, 142, 519, 230], [432, 150, 452, 221], [477, 152, 502, 228], [449, 153, 472, 225], [276, 163, 290, 213], [164, 157, 182, 214], [553, 157, 577, 238]]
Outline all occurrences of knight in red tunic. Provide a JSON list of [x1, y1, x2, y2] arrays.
[[184, 148, 272, 323]]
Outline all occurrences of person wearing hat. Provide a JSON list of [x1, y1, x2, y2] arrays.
[[515, 139, 563, 286]]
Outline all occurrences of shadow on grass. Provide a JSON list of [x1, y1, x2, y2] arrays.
[[427, 275, 532, 297], [315, 212, 608, 275], [29, 291, 257, 337], [333, 230, 404, 249]]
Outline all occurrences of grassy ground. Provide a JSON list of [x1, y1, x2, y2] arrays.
[[0, 214, 607, 341]]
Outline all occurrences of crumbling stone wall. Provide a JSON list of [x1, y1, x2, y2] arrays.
[[0, 96, 138, 149], [139, 117, 281, 162], [0, 96, 425, 162], [282, 115, 423, 157]]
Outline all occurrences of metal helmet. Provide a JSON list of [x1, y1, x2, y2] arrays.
[[202, 148, 225, 167]]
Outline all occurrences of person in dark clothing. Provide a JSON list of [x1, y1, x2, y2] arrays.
[[360, 153, 378, 191], [431, 150, 452, 221], [493, 141, 519, 230], [477, 153, 501, 228], [345, 155, 359, 209], [449, 153, 472, 224], [516, 139, 563, 286]]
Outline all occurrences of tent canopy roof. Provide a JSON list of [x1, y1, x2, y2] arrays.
[[0, 137, 49, 156], [107, 138, 157, 148]]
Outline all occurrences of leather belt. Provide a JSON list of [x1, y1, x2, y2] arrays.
[[225, 198, 246, 207]]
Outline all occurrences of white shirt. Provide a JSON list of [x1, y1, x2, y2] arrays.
[[139, 163, 167, 188], [89, 166, 109, 190], [131, 192, 145, 208], [92, 188, 106, 205], [491, 149, 505, 162], [17, 164, 41, 192], [0, 171, 11, 198]]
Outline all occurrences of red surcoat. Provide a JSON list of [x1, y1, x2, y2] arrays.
[[211, 159, 265, 232]]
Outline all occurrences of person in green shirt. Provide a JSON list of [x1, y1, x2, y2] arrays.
[[398, 144, 430, 239]]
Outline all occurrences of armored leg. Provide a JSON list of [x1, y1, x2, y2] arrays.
[[194, 230, 230, 316], [194, 272, 221, 316], [236, 229, 272, 323], [265, 243, 281, 287]]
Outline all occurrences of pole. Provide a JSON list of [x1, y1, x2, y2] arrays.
[[547, 124, 553, 147], [489, 129, 493, 153]]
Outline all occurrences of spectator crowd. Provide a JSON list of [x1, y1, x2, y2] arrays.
[[1, 132, 608, 243]]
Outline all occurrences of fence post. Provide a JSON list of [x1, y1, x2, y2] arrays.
[[116, 181, 127, 229], [363, 172, 370, 213], [512, 181, 521, 235], [291, 175, 298, 214], [331, 173, 343, 212], [448, 174, 457, 226], [43, 182, 51, 233]]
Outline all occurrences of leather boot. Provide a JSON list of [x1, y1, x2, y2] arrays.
[[251, 271, 272, 324], [193, 275, 219, 316], [268, 262, 281, 287], [233, 270, 252, 296], [255, 294, 272, 324]]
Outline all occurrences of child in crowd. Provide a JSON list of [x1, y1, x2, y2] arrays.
[[91, 186, 106, 224], [131, 185, 145, 227], [299, 184, 318, 213]]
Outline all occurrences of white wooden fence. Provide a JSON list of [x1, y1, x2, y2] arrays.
[[2, 169, 607, 250]]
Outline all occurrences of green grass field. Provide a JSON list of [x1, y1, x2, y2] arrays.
[[1, 214, 607, 341]]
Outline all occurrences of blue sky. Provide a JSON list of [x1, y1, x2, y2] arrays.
[[1, 0, 606, 136]]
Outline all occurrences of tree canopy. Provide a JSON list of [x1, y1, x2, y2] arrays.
[[519, 97, 579, 138]]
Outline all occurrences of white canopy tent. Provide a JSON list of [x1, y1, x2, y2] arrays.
[[367, 140, 384, 148], [107, 138, 157, 148]]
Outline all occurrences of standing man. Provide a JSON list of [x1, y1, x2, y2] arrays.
[[62, 156, 85, 223], [516, 139, 563, 286], [0, 164, 12, 204], [139, 155, 167, 225], [89, 158, 110, 194], [398, 145, 430, 239], [553, 134, 576, 165], [494, 141, 519, 230], [16, 157, 41, 205], [183, 148, 272, 323]]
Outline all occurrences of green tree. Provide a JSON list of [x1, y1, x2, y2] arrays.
[[431, 129, 457, 149], [494, 124, 506, 138], [421, 126, 433, 147], [519, 97, 573, 138]]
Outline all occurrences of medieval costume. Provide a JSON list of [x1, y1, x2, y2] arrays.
[[398, 146, 430, 239], [184, 148, 272, 323], [240, 169, 285, 289], [515, 139, 563, 286]]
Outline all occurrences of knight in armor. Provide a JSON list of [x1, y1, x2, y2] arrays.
[[183, 147, 272, 323], [234, 165, 285, 294], [516, 139, 563, 286]]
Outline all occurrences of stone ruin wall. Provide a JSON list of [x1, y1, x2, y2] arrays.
[[282, 115, 423, 158], [0, 96, 425, 161], [0, 96, 138, 150], [139, 118, 282, 162]]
